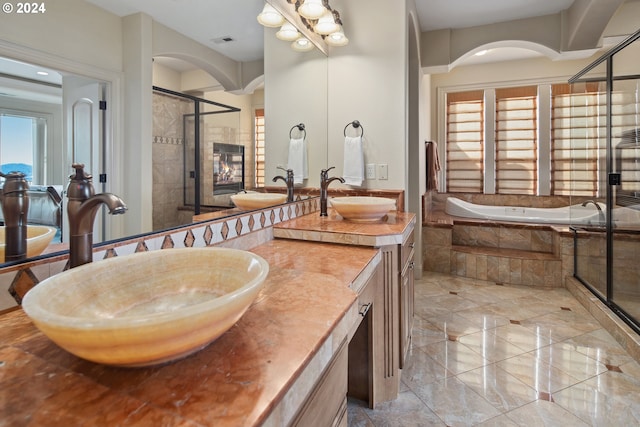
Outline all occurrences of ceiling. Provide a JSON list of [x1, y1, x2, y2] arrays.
[[0, 0, 632, 102]]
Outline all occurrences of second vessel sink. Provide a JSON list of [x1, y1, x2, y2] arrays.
[[231, 192, 287, 210], [330, 196, 396, 222], [0, 225, 56, 262], [22, 247, 269, 367]]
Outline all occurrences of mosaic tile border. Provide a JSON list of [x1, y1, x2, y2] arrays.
[[1, 197, 319, 307], [153, 136, 183, 145]]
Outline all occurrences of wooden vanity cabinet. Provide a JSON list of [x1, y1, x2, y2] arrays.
[[291, 339, 349, 427]]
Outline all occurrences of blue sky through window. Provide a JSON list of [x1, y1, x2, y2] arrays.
[[0, 115, 34, 181]]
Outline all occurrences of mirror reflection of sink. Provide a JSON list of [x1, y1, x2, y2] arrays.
[[22, 247, 269, 367], [330, 196, 396, 222], [0, 225, 56, 262], [231, 192, 287, 210]]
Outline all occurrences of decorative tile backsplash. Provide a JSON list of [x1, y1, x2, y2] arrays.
[[1, 198, 319, 310]]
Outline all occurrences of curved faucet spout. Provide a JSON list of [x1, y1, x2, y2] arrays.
[[69, 193, 127, 268], [66, 164, 128, 268], [320, 167, 345, 216]]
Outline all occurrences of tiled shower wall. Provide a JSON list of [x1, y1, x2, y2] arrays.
[[152, 92, 191, 231]]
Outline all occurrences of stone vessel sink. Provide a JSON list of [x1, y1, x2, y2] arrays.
[[0, 225, 56, 262], [22, 247, 269, 367], [231, 192, 287, 210], [330, 196, 396, 222]]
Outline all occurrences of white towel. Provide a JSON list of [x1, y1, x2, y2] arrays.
[[287, 137, 307, 184], [343, 136, 364, 186]]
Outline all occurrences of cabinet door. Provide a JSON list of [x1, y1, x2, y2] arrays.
[[400, 258, 415, 368]]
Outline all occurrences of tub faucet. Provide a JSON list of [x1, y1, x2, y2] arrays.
[[582, 199, 605, 224], [272, 167, 294, 202], [320, 167, 345, 216], [581, 200, 602, 212], [67, 164, 127, 268], [0, 171, 29, 262]]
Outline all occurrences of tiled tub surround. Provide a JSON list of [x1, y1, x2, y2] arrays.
[[423, 214, 573, 288], [0, 239, 380, 426], [1, 197, 319, 310]]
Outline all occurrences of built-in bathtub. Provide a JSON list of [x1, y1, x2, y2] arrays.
[[445, 197, 604, 225]]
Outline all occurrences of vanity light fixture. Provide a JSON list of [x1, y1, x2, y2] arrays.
[[291, 37, 315, 52], [276, 22, 300, 41], [257, 1, 349, 52], [314, 10, 339, 35], [298, 0, 326, 20], [325, 24, 349, 47], [257, 3, 285, 27]]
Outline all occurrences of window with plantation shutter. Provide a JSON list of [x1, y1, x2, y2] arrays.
[[495, 86, 538, 195], [254, 109, 265, 187], [446, 90, 484, 192], [551, 83, 602, 196]]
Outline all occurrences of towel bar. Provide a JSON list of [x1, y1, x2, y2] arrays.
[[289, 123, 306, 139], [343, 120, 364, 137]]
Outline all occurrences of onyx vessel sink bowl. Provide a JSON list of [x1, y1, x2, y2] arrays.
[[329, 196, 396, 222], [22, 247, 269, 367]]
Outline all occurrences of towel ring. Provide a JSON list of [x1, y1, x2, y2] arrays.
[[343, 120, 364, 137], [289, 123, 306, 139]]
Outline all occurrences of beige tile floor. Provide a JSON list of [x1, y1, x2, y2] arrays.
[[348, 272, 640, 426]]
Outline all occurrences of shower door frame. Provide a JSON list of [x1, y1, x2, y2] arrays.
[[152, 86, 240, 216], [569, 28, 640, 335]]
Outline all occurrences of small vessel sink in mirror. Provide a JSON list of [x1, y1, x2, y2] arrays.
[[230, 192, 287, 210], [0, 225, 56, 262], [330, 196, 396, 222], [22, 247, 269, 367]]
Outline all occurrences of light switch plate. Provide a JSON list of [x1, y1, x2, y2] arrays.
[[366, 164, 376, 179], [378, 164, 388, 180]]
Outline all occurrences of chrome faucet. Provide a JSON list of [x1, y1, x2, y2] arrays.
[[320, 167, 345, 216], [272, 167, 295, 202], [67, 164, 127, 268], [0, 171, 29, 262], [582, 199, 605, 224], [581, 200, 602, 212]]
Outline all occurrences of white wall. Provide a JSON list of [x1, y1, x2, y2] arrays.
[[264, 27, 328, 188], [326, 0, 408, 191], [0, 0, 122, 72]]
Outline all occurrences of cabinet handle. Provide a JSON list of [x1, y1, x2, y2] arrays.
[[359, 302, 372, 317], [409, 261, 415, 269]]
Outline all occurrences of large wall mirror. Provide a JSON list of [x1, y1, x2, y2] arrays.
[[0, 0, 328, 268]]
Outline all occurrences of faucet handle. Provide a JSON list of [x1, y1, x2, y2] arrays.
[[321, 166, 336, 175], [71, 163, 92, 180]]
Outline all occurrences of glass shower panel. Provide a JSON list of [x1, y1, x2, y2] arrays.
[[201, 108, 241, 207], [569, 75, 608, 299], [610, 39, 640, 321]]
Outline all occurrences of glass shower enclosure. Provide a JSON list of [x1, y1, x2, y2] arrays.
[[569, 29, 640, 333], [152, 86, 240, 230]]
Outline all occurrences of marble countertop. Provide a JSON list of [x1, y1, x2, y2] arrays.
[[0, 240, 379, 426], [273, 209, 416, 246]]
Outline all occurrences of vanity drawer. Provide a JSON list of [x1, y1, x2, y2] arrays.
[[400, 230, 415, 268]]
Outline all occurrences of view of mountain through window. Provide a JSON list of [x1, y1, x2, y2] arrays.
[[0, 114, 35, 182]]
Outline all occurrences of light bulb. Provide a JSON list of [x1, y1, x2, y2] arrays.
[[298, 0, 326, 20], [276, 22, 300, 41], [314, 10, 339, 35], [291, 37, 315, 52], [326, 25, 349, 46], [257, 3, 285, 27]]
